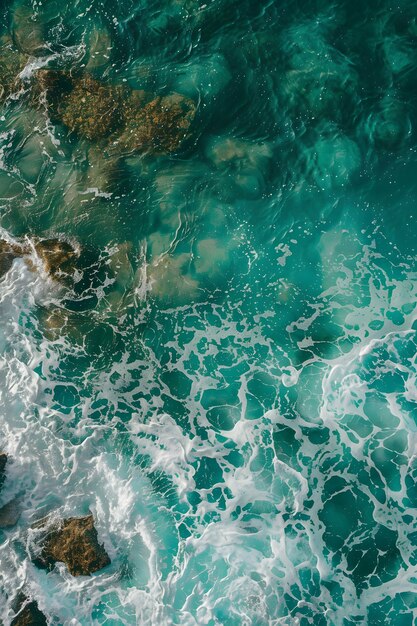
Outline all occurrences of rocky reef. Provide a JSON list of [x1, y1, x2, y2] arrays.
[[59, 74, 125, 141], [32, 70, 196, 156], [0, 39, 197, 156], [0, 452, 7, 492], [0, 497, 20, 528], [0, 238, 79, 283], [110, 90, 196, 155], [0, 452, 20, 528], [10, 593, 47, 626], [33, 239, 79, 280], [33, 514, 110, 576]]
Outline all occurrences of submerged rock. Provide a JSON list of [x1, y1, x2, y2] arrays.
[[33, 514, 110, 576], [11, 4, 47, 56], [0, 453, 7, 491], [368, 94, 411, 151], [172, 52, 231, 101], [0, 453, 20, 528], [0, 498, 20, 528], [29, 69, 75, 120], [0, 40, 27, 102], [205, 136, 272, 169], [34, 239, 79, 280], [11, 593, 47, 626], [84, 145, 124, 193], [0, 240, 23, 277], [59, 74, 125, 141], [109, 91, 196, 156], [85, 27, 113, 71], [31, 70, 196, 155], [0, 237, 79, 283]]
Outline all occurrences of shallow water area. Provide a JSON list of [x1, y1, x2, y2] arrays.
[[1, 0, 417, 624]]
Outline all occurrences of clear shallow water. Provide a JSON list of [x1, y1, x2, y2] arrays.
[[0, 0, 417, 624]]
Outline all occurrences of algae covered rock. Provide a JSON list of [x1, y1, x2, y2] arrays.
[[147, 252, 200, 304], [0, 237, 79, 282], [109, 91, 196, 156], [0, 452, 20, 528], [34, 239, 79, 280], [33, 514, 110, 576], [31, 69, 196, 155], [11, 593, 47, 626], [29, 68, 65, 115], [59, 74, 125, 141]]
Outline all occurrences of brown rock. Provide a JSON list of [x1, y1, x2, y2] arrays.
[[0, 238, 78, 283], [109, 91, 196, 156], [34, 239, 78, 280], [33, 514, 110, 576], [11, 593, 47, 626], [59, 74, 125, 141], [30, 70, 195, 155], [0, 241, 24, 278], [29, 69, 67, 115]]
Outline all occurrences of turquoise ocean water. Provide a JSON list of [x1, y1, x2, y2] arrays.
[[1, 0, 417, 623]]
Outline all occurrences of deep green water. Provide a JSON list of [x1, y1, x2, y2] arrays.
[[1, 0, 417, 624]]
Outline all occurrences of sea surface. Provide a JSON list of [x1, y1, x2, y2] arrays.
[[1, 0, 417, 624]]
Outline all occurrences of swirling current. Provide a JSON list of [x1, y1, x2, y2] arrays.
[[0, 0, 417, 624]]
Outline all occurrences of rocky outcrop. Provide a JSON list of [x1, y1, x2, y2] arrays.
[[0, 498, 20, 528], [108, 90, 196, 156], [59, 74, 125, 141], [0, 453, 20, 528], [0, 241, 21, 278], [11, 593, 47, 626], [0, 238, 79, 283], [33, 239, 79, 280], [33, 514, 110, 576], [0, 453, 7, 492], [29, 68, 63, 114], [32, 70, 196, 156]]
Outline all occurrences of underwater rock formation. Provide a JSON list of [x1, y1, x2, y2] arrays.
[[59, 74, 125, 141], [0, 498, 20, 528], [368, 93, 411, 151], [29, 68, 63, 115], [33, 239, 79, 280], [11, 593, 47, 626], [32, 70, 196, 155], [0, 453, 7, 492], [0, 240, 22, 277], [0, 39, 27, 102], [0, 238, 79, 283], [11, 4, 46, 56], [85, 27, 113, 72], [33, 514, 110, 576], [110, 91, 196, 155]]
